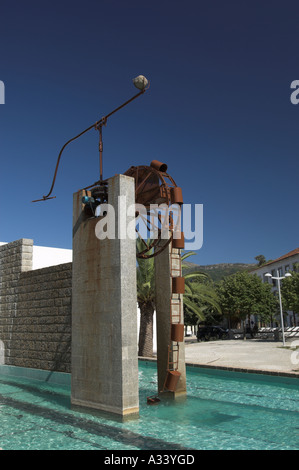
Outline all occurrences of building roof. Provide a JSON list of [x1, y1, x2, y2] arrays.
[[251, 247, 299, 272]]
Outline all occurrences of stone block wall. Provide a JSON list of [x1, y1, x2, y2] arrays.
[[0, 239, 72, 372]]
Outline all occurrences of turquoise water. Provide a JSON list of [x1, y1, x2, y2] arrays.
[[0, 362, 298, 450]]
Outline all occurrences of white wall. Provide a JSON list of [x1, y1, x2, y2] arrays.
[[32, 245, 72, 270], [137, 307, 157, 354], [250, 251, 299, 327], [0, 242, 72, 270]]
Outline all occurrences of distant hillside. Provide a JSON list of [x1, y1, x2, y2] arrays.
[[183, 262, 256, 282]]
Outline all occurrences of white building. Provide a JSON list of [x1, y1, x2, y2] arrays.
[[250, 247, 299, 326], [0, 241, 72, 270]]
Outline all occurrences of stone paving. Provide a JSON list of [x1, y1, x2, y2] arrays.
[[184, 337, 299, 377]]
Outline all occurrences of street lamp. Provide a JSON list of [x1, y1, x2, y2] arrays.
[[265, 270, 292, 346]]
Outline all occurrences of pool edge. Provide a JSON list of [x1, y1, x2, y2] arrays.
[[1, 360, 298, 385], [138, 356, 299, 379]]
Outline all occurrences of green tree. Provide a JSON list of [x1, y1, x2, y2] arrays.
[[217, 271, 276, 332], [255, 255, 267, 267], [281, 271, 299, 325]]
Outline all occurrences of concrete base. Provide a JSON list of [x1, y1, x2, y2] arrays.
[[71, 398, 140, 421], [71, 175, 139, 418]]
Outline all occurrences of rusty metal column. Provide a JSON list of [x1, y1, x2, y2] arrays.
[[154, 237, 187, 397]]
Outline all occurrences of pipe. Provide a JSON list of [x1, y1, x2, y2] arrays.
[[32, 88, 147, 202]]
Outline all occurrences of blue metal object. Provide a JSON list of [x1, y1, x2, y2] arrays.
[[82, 196, 95, 205]]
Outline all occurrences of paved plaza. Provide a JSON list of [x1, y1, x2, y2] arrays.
[[184, 338, 299, 377]]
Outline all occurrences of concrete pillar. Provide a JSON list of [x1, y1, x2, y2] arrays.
[[155, 240, 186, 397], [71, 174, 139, 418]]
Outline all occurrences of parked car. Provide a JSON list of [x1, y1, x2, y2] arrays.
[[197, 326, 228, 342]]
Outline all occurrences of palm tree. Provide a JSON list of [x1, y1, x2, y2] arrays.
[[136, 238, 155, 357], [136, 243, 220, 356], [182, 251, 222, 325], [184, 280, 222, 323]]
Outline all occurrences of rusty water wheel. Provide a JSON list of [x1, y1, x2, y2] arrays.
[[124, 161, 179, 259]]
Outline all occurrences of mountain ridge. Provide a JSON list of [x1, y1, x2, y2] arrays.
[[183, 261, 256, 282]]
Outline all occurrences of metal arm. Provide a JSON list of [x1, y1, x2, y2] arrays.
[[32, 87, 147, 202]]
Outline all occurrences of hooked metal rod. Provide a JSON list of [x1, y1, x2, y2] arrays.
[[32, 88, 146, 202]]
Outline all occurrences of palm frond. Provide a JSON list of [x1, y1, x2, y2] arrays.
[[183, 296, 206, 322], [181, 251, 198, 261], [184, 272, 209, 282]]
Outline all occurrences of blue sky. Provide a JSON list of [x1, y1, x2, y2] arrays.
[[0, 0, 298, 265]]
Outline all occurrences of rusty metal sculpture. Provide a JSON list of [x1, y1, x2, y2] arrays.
[[32, 75, 183, 260], [81, 159, 183, 259], [124, 161, 182, 259], [32, 77, 186, 397]]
